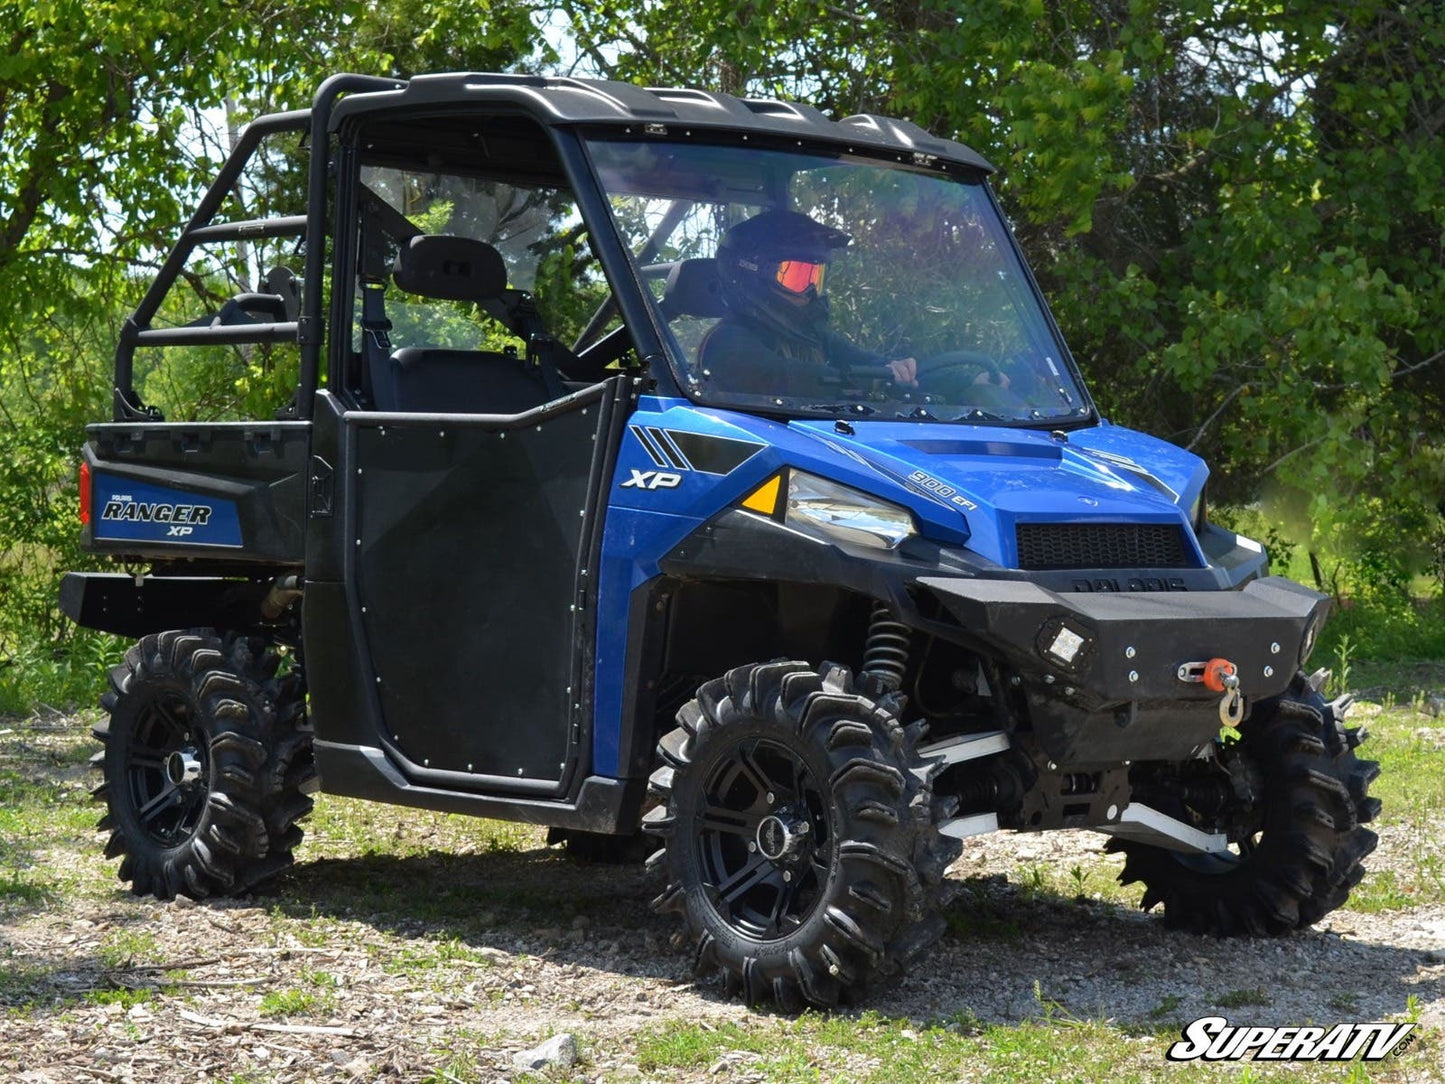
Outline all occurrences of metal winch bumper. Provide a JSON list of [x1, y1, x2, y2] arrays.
[[917, 574, 1330, 766]]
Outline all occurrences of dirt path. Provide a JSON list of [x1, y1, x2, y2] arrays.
[[1, 710, 1442, 1082]]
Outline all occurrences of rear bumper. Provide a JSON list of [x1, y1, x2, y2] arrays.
[[917, 574, 1328, 702], [59, 571, 277, 637]]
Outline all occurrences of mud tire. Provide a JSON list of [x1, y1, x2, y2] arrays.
[[1111, 672, 1379, 935], [91, 630, 314, 900], [647, 661, 960, 1009]]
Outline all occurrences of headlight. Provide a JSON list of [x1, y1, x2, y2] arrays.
[[784, 472, 916, 550]]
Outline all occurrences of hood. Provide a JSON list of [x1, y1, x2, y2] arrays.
[[788, 420, 1209, 569]]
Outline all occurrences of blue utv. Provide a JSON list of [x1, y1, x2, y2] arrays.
[[61, 73, 1379, 1010]]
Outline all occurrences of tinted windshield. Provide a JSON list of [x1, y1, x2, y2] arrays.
[[586, 139, 1090, 424]]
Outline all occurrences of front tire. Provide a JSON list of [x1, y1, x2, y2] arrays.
[[647, 661, 960, 1009], [92, 630, 314, 900], [1111, 672, 1379, 934]]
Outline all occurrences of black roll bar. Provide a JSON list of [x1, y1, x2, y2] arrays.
[[296, 74, 406, 420], [112, 75, 404, 422]]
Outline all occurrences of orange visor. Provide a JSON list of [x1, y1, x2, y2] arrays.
[[775, 259, 827, 295]]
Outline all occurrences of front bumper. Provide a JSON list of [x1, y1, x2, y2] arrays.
[[917, 574, 1328, 702], [918, 574, 1329, 766], [660, 508, 1328, 767]]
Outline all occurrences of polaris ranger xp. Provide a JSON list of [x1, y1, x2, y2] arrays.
[[62, 73, 1380, 1010]]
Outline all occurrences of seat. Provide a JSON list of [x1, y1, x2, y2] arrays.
[[659, 258, 727, 320], [657, 258, 729, 376], [367, 236, 552, 414], [375, 346, 550, 414]]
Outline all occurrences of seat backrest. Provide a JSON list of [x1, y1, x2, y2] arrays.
[[393, 235, 508, 302], [372, 348, 550, 415], [660, 258, 727, 319]]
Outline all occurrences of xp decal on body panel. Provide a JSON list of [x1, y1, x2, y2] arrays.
[[91, 475, 242, 547]]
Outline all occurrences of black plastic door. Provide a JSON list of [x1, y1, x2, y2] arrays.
[[342, 381, 621, 792]]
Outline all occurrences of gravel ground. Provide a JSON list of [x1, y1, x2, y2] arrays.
[[1, 706, 1442, 1082]]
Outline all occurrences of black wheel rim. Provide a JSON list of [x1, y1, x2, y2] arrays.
[[126, 692, 209, 848], [694, 737, 832, 941]]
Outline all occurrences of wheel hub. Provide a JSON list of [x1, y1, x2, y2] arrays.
[[756, 810, 810, 862], [694, 735, 833, 940], [165, 748, 204, 786]]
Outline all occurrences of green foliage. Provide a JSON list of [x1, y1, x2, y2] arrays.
[[0, 0, 550, 703], [1315, 598, 1445, 666], [563, 0, 1445, 602], [3, 0, 1443, 711], [0, 629, 121, 716], [258, 986, 324, 1017]]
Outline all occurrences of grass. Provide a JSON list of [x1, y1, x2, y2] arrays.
[[83, 986, 156, 1009], [424, 1026, 509, 1084], [379, 937, 497, 976], [0, 725, 111, 909], [942, 886, 1025, 942], [1329, 993, 1362, 1013], [258, 985, 330, 1018], [1009, 857, 1144, 910], [97, 928, 162, 970], [1215, 987, 1272, 1009], [632, 1012, 1172, 1084], [2, 641, 1442, 1083], [1340, 696, 1445, 914], [1147, 995, 1183, 1020], [0, 870, 54, 906], [626, 1007, 1436, 1083], [0, 960, 54, 1007]]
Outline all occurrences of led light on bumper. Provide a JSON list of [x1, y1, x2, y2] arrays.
[[784, 472, 916, 551]]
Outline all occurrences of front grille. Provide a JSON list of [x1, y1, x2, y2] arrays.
[[1016, 522, 1191, 570]]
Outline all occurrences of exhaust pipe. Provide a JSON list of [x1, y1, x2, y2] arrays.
[[260, 574, 303, 620]]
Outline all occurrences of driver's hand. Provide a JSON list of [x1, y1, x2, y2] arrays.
[[973, 368, 1011, 389], [887, 357, 919, 387]]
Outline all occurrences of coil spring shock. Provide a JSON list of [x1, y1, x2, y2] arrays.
[[862, 602, 911, 691]]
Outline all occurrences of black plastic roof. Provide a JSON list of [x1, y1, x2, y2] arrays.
[[326, 72, 995, 173]]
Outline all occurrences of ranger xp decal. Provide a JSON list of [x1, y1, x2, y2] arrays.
[[102, 498, 212, 528], [91, 475, 243, 547]]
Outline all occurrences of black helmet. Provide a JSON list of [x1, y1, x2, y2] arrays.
[[715, 210, 851, 345]]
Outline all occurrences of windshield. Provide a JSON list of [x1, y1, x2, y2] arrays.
[[586, 138, 1091, 425]]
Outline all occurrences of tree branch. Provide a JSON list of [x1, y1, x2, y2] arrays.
[[0, 81, 73, 255], [1185, 381, 1251, 450], [1263, 437, 1326, 476], [1310, 347, 1445, 392]]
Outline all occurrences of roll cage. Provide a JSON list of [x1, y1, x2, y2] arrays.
[[111, 72, 1096, 428]]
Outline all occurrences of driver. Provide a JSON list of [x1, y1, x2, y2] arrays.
[[698, 209, 919, 397]]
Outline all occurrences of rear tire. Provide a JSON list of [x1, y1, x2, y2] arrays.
[[91, 630, 314, 900], [1111, 672, 1379, 935], [647, 661, 959, 1009]]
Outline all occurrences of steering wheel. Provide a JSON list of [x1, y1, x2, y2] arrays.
[[914, 350, 1028, 412]]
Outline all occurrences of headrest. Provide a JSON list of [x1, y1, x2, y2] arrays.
[[661, 258, 727, 319], [393, 235, 507, 301]]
